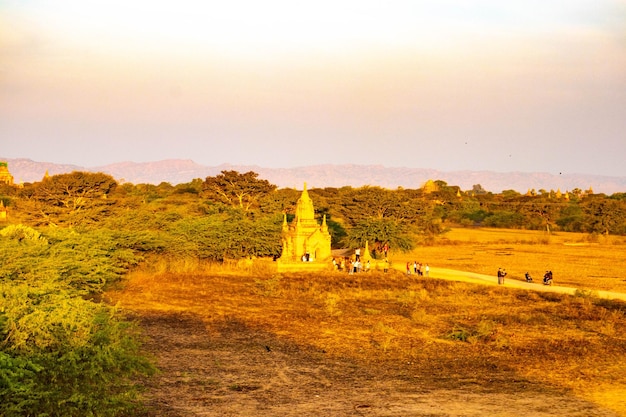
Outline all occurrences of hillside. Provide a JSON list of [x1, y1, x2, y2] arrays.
[[2, 157, 625, 194]]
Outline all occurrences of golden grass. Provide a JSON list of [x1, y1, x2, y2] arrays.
[[106, 228, 626, 414], [393, 228, 626, 293], [109, 259, 626, 415]]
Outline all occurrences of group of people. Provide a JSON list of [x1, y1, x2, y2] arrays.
[[406, 261, 429, 276], [501, 269, 554, 285], [333, 257, 374, 274]]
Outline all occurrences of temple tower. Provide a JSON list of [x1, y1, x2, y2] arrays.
[[277, 183, 332, 271], [0, 162, 14, 186]]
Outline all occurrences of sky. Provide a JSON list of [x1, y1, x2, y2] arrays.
[[1, 0, 625, 176]]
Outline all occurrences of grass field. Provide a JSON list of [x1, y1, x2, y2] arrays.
[[395, 228, 626, 293], [108, 228, 626, 416]]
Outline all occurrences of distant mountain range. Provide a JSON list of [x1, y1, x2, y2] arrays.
[[2, 157, 625, 194]]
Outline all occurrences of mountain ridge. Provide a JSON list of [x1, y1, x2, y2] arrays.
[[2, 157, 625, 194]]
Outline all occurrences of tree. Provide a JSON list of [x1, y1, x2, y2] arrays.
[[471, 184, 488, 195], [344, 217, 415, 255], [580, 196, 626, 236], [33, 172, 117, 208], [202, 171, 276, 212], [22, 172, 118, 227]]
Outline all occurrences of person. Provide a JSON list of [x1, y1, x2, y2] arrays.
[[355, 248, 361, 261], [365, 260, 371, 272], [525, 272, 532, 282], [406, 262, 411, 275], [497, 268, 507, 285], [382, 243, 388, 257], [425, 264, 430, 277], [543, 270, 553, 285], [413, 261, 418, 275]]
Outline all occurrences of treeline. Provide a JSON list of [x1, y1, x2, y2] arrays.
[[2, 171, 626, 260]]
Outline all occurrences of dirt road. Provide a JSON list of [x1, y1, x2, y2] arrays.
[[404, 266, 626, 302]]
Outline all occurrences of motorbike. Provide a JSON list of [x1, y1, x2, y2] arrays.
[[543, 271, 553, 286]]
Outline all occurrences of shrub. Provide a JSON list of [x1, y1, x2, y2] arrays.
[[0, 281, 155, 417], [0, 225, 155, 416]]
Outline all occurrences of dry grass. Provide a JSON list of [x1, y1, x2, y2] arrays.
[[109, 258, 626, 415], [105, 228, 626, 415], [397, 228, 626, 293]]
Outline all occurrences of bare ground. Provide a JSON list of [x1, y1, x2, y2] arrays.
[[133, 311, 620, 417]]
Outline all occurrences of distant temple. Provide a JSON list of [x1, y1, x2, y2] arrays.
[[0, 162, 14, 186], [277, 183, 332, 272], [422, 179, 438, 194]]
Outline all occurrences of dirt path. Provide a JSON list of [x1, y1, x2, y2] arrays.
[[402, 266, 626, 302]]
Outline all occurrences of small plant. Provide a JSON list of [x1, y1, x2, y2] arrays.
[[446, 319, 497, 344], [447, 325, 471, 342], [410, 308, 428, 324], [254, 274, 282, 297], [397, 290, 416, 307], [574, 288, 599, 299], [325, 293, 342, 317], [371, 322, 397, 352]]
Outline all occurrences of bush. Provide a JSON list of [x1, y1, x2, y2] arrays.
[[0, 281, 155, 417], [0, 225, 155, 416]]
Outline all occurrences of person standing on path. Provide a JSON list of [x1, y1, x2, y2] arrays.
[[497, 268, 507, 285], [425, 264, 430, 277]]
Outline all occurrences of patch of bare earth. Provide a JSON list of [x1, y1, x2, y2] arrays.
[[135, 312, 618, 417]]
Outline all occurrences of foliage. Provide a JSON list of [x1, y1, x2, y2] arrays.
[[344, 217, 415, 255], [202, 170, 277, 212], [16, 172, 118, 227], [1, 281, 154, 416], [0, 227, 141, 294], [0, 225, 154, 416], [166, 213, 283, 261], [580, 195, 626, 236], [0, 224, 48, 243]]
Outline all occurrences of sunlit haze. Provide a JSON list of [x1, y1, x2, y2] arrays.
[[1, 0, 625, 176]]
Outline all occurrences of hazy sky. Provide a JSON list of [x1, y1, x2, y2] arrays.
[[1, 0, 625, 176]]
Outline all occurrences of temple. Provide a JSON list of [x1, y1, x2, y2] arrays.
[[0, 162, 14, 186], [277, 183, 332, 272]]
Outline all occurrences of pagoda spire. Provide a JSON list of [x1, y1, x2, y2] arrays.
[[321, 214, 328, 232]]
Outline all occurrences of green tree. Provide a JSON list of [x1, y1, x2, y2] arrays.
[[202, 171, 277, 212], [581, 196, 626, 236], [344, 217, 415, 255], [21, 172, 118, 227]]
